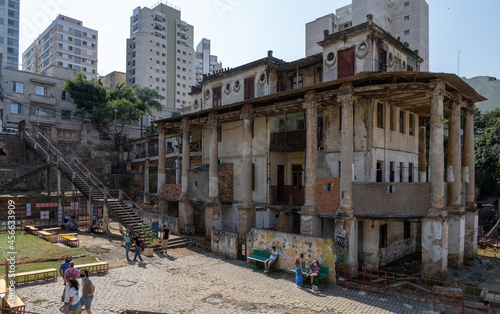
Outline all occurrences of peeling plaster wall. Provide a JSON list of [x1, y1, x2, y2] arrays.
[[211, 229, 238, 259], [359, 219, 418, 268], [221, 203, 238, 233]]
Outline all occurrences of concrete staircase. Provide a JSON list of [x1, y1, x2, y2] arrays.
[[23, 130, 153, 240]]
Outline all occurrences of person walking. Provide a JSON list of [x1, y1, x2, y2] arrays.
[[295, 253, 304, 289], [59, 255, 72, 303], [133, 232, 144, 262], [76, 269, 95, 314], [161, 225, 170, 255], [64, 261, 80, 303], [121, 232, 132, 260], [65, 278, 79, 314]]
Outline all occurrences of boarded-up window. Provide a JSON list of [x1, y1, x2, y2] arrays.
[[377, 103, 384, 128], [338, 47, 355, 79], [212, 86, 222, 107], [244, 77, 255, 100], [378, 47, 387, 72]]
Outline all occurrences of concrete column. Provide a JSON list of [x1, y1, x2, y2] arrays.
[[428, 80, 446, 216], [179, 118, 193, 228], [157, 123, 166, 193], [103, 189, 110, 234], [181, 118, 190, 196], [144, 158, 150, 203], [335, 218, 358, 267], [447, 96, 465, 269], [422, 218, 448, 280], [464, 209, 478, 263], [175, 158, 181, 184], [337, 83, 355, 217], [57, 169, 63, 226], [447, 97, 463, 208], [418, 118, 427, 182], [300, 91, 321, 237], [362, 220, 380, 269], [463, 108, 475, 207], [206, 113, 222, 230], [238, 105, 255, 234], [422, 80, 448, 280]]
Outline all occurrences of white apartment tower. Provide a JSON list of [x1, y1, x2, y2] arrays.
[[22, 15, 98, 77], [195, 38, 222, 83], [0, 0, 20, 69], [306, 0, 429, 71], [126, 3, 195, 114]]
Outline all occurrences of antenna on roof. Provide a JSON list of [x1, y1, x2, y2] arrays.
[[457, 50, 460, 76]]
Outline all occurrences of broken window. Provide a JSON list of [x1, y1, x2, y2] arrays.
[[409, 113, 414, 135], [390, 161, 395, 182], [404, 221, 411, 239], [292, 165, 302, 190], [244, 76, 255, 100], [292, 74, 303, 89], [212, 86, 222, 107], [408, 163, 414, 182], [399, 162, 404, 182], [379, 224, 388, 248], [376, 161, 383, 182], [399, 110, 405, 133], [377, 103, 384, 128], [378, 46, 387, 72]]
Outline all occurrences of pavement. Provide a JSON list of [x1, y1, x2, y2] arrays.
[[17, 246, 437, 314]]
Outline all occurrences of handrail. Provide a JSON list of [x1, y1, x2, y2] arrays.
[[122, 192, 154, 220], [24, 131, 49, 157], [73, 157, 106, 190]]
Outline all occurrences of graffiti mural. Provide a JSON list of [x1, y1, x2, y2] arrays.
[[248, 229, 336, 284], [334, 220, 349, 264]]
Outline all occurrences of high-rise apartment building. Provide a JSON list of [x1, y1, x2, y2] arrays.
[[0, 0, 20, 69], [306, 0, 429, 71], [195, 38, 222, 83], [22, 15, 98, 77], [126, 3, 195, 115]]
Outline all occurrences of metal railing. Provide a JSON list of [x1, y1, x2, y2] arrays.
[[336, 263, 499, 313], [179, 224, 211, 248]]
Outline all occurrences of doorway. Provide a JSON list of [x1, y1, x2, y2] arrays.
[[277, 165, 285, 203]]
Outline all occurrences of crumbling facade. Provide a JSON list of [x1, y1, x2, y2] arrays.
[[154, 17, 484, 280]]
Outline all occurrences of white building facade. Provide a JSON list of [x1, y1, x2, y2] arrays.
[[0, 0, 20, 70], [22, 15, 98, 78], [306, 0, 429, 71], [126, 3, 195, 115]]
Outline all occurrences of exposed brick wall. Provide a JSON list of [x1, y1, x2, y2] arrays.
[[160, 183, 181, 198], [275, 211, 290, 233], [57, 129, 79, 142], [316, 178, 341, 213], [0, 135, 24, 163], [218, 163, 233, 201], [352, 183, 430, 217]]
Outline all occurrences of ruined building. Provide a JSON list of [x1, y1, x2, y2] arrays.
[[152, 16, 485, 279]]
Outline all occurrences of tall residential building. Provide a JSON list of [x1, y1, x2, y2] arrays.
[[126, 3, 195, 115], [195, 38, 222, 83], [0, 0, 20, 69], [22, 15, 98, 78], [306, 0, 429, 71]]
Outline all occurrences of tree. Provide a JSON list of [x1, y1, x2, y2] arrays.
[[62, 74, 162, 135], [475, 106, 500, 130], [62, 73, 108, 127], [475, 117, 500, 194]]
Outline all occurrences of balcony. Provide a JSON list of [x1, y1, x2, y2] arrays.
[[270, 130, 305, 152], [30, 94, 56, 106]]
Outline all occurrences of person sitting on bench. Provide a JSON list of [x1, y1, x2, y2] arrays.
[[308, 260, 320, 289], [263, 246, 279, 273], [89, 219, 99, 234]]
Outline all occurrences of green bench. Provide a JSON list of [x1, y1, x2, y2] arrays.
[[247, 249, 278, 269], [290, 261, 329, 286]]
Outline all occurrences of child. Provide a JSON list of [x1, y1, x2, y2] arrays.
[[305, 253, 312, 273]]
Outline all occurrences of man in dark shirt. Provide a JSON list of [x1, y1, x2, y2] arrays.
[[161, 225, 170, 255], [133, 232, 144, 262]]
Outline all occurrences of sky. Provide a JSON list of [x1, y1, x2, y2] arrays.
[[19, 0, 500, 80]]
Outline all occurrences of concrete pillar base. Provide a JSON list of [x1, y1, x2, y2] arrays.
[[205, 199, 222, 231], [447, 212, 465, 270], [362, 219, 380, 269], [299, 207, 321, 237], [237, 203, 255, 234], [179, 197, 193, 228], [464, 209, 479, 264], [421, 217, 448, 280], [334, 218, 357, 269], [103, 204, 110, 234]]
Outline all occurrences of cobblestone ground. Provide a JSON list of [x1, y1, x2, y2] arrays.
[[18, 248, 436, 314]]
